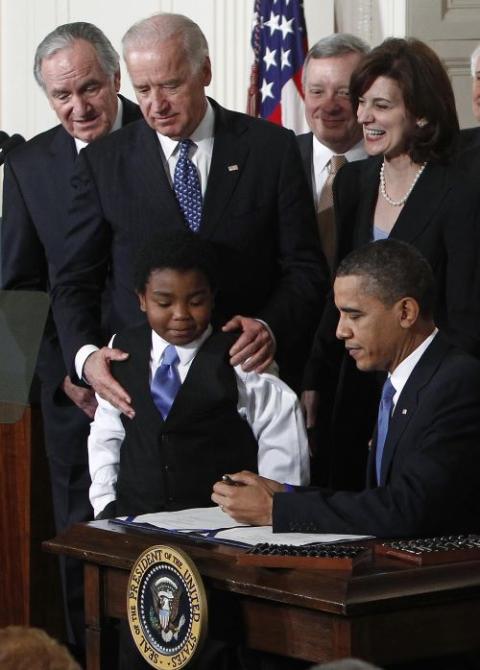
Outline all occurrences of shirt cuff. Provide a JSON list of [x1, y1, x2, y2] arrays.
[[255, 318, 277, 353], [75, 344, 100, 382]]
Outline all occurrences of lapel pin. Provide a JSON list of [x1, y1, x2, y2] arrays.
[[402, 408, 408, 415], [228, 164, 239, 172]]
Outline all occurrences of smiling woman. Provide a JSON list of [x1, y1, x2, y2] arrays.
[[347, 37, 459, 237]]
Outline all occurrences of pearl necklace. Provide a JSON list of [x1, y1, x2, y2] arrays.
[[379, 159, 427, 207]]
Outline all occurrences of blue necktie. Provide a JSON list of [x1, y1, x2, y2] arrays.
[[151, 345, 181, 420], [375, 378, 396, 484], [173, 139, 202, 232]]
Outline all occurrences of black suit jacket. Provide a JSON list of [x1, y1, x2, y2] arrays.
[[275, 335, 480, 537], [458, 126, 480, 153], [1, 95, 142, 460], [296, 131, 314, 199], [51, 99, 328, 388]]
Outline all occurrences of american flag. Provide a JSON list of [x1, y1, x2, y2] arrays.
[[248, 0, 309, 133]]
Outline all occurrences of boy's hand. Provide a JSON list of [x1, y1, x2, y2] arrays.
[[212, 470, 285, 525], [222, 315, 274, 372], [83, 348, 135, 419]]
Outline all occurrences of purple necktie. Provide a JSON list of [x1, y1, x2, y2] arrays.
[[151, 345, 181, 419]]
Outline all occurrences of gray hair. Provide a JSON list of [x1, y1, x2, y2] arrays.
[[122, 13, 209, 74], [471, 44, 480, 76], [34, 22, 119, 90], [303, 33, 370, 88]]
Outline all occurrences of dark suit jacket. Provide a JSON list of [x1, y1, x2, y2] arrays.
[[296, 131, 314, 199], [1, 95, 142, 461], [458, 126, 480, 153], [302, 156, 480, 490], [51, 99, 328, 389], [275, 335, 480, 537]]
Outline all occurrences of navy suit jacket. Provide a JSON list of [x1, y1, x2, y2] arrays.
[[51, 99, 328, 389], [275, 334, 480, 537], [1, 95, 142, 461]]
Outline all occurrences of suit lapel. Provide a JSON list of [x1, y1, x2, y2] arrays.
[[354, 157, 381, 246], [48, 125, 77, 165], [129, 121, 187, 230], [379, 334, 451, 485], [297, 132, 314, 197], [389, 163, 452, 244], [201, 100, 250, 238]]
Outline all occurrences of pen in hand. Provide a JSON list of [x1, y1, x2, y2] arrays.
[[221, 474, 245, 487]]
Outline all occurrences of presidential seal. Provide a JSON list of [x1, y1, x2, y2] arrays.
[[127, 545, 208, 669]]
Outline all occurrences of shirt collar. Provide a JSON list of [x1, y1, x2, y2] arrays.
[[390, 328, 438, 405], [74, 95, 122, 154], [151, 324, 213, 367], [156, 100, 215, 161], [312, 135, 366, 171]]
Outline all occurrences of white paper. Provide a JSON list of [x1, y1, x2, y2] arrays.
[[214, 526, 370, 546], [119, 505, 248, 531], [117, 506, 371, 547]]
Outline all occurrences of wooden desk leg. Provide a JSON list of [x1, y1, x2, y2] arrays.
[[84, 564, 102, 670]]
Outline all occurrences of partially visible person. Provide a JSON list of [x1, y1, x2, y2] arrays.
[[297, 32, 369, 480], [213, 240, 480, 538], [50, 12, 327, 416], [298, 33, 369, 269], [88, 230, 309, 519], [458, 43, 480, 151], [1, 21, 142, 656], [302, 37, 480, 492], [0, 626, 81, 670]]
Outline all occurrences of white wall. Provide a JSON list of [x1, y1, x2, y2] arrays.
[[0, 0, 406, 140]]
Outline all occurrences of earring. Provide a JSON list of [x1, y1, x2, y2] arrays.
[[417, 119, 427, 128]]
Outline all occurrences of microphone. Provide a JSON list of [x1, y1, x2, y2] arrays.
[[0, 133, 25, 165]]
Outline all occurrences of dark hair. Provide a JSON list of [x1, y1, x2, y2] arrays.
[[336, 239, 435, 318], [134, 230, 218, 293], [350, 37, 459, 163]]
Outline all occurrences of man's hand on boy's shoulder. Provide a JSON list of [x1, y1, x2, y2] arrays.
[[222, 315, 275, 372], [84, 347, 135, 419]]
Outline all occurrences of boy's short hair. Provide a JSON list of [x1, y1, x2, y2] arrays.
[[134, 230, 219, 293]]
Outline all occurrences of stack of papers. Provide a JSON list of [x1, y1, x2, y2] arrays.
[[112, 506, 370, 547]]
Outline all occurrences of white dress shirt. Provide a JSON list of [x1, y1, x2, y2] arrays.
[[312, 137, 366, 210], [389, 329, 438, 411], [156, 101, 215, 197], [88, 325, 310, 517]]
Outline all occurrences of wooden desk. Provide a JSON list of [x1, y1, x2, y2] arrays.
[[44, 521, 480, 669]]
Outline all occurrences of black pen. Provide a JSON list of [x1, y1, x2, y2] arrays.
[[221, 474, 244, 487]]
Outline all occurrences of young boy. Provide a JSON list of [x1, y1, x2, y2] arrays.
[[88, 230, 309, 518]]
